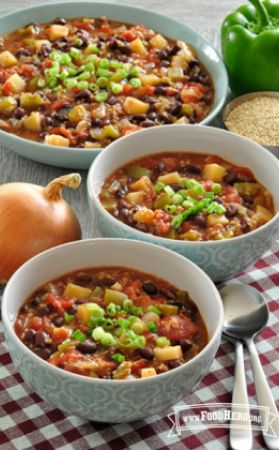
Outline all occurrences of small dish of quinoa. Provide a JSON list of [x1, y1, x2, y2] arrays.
[[223, 92, 279, 147]]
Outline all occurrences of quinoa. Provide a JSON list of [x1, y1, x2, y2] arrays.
[[225, 96, 279, 146]]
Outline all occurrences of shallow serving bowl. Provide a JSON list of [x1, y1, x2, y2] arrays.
[[87, 125, 279, 282], [2, 239, 223, 422], [0, 2, 228, 169]]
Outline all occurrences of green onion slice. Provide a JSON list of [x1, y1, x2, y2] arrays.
[[130, 322, 144, 335], [154, 182, 166, 194], [123, 299, 134, 312], [100, 332, 116, 347], [111, 353, 125, 362], [148, 306, 162, 315], [171, 214, 183, 229], [71, 329, 86, 342], [211, 183, 222, 195], [116, 317, 130, 329], [156, 337, 170, 346], [146, 321, 158, 333]]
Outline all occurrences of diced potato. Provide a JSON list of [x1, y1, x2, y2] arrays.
[[0, 51, 18, 68], [130, 176, 153, 192], [123, 97, 149, 115], [63, 283, 92, 299], [48, 24, 68, 41], [84, 141, 102, 149], [206, 213, 229, 226], [202, 164, 227, 183], [23, 112, 42, 132], [0, 119, 9, 128], [255, 205, 273, 223], [77, 303, 100, 324], [126, 191, 145, 205], [103, 289, 128, 307], [20, 93, 43, 108], [141, 368, 156, 378], [177, 42, 196, 61], [133, 207, 155, 225], [138, 74, 160, 86], [7, 73, 26, 93], [149, 33, 168, 50], [168, 67, 184, 80], [44, 134, 70, 147], [130, 38, 148, 55], [171, 55, 186, 68], [68, 105, 87, 123], [35, 39, 51, 52], [158, 171, 181, 185], [174, 116, 189, 124], [154, 345, 183, 361]]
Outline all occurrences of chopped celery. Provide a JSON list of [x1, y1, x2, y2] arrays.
[[176, 290, 189, 301], [102, 199, 118, 211], [58, 340, 78, 353], [233, 182, 256, 196], [17, 25, 34, 40], [108, 180, 121, 193], [20, 93, 43, 108], [154, 193, 172, 210], [0, 96, 17, 113], [158, 304, 178, 316], [100, 124, 121, 140], [99, 190, 111, 200], [181, 230, 200, 241], [128, 166, 152, 180], [103, 289, 128, 306], [91, 286, 103, 298], [28, 77, 43, 91], [181, 104, 194, 116], [166, 228, 178, 239]]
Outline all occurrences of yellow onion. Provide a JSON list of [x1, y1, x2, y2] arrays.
[[0, 173, 82, 285]]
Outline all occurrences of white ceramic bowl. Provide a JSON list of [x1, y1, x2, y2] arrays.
[[2, 239, 223, 422], [87, 125, 279, 282], [0, 2, 228, 169]]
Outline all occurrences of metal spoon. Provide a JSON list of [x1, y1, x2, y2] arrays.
[[220, 284, 279, 450]]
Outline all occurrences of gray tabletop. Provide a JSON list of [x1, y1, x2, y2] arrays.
[[0, 0, 243, 240]]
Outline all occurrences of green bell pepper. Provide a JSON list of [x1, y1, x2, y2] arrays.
[[221, 0, 279, 96]]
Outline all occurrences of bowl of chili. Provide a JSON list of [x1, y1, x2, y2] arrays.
[[2, 238, 223, 422], [87, 125, 279, 282], [0, 2, 228, 168]]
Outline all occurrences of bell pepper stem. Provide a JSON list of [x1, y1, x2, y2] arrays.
[[248, 0, 272, 27]]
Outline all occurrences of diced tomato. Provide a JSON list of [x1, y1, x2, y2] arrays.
[[115, 312, 127, 320], [48, 98, 70, 111], [100, 23, 110, 33], [187, 82, 206, 94], [160, 314, 198, 342], [134, 295, 164, 313], [128, 86, 146, 98], [42, 59, 54, 70], [42, 317, 50, 328], [21, 64, 36, 75], [166, 87, 178, 97], [144, 85, 155, 96], [232, 166, 254, 178], [130, 25, 155, 40], [225, 186, 241, 203], [32, 317, 43, 331], [121, 31, 138, 41], [154, 209, 165, 220], [205, 155, 221, 165], [181, 88, 202, 104], [201, 180, 214, 192], [0, 69, 9, 84], [131, 359, 146, 374], [2, 81, 12, 96], [122, 83, 134, 95], [146, 49, 160, 65], [71, 22, 94, 31], [48, 348, 82, 367], [47, 294, 75, 316], [14, 319, 23, 335], [123, 279, 141, 298], [157, 220, 171, 233], [144, 331, 158, 343], [122, 124, 142, 136], [51, 327, 71, 344], [60, 127, 72, 140], [165, 161, 178, 171]]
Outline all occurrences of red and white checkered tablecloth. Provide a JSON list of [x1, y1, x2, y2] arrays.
[[1, 240, 279, 450]]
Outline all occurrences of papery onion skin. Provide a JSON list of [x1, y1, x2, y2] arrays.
[[0, 174, 82, 285]]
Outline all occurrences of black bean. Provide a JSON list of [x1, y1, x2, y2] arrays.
[[132, 114, 147, 122], [158, 49, 169, 60], [187, 165, 201, 174], [160, 60, 170, 67], [118, 199, 127, 209], [66, 305, 78, 316], [158, 113, 173, 124], [168, 102, 182, 116], [101, 118, 110, 127], [142, 282, 157, 295], [65, 120, 76, 129], [98, 278, 115, 287], [174, 91, 182, 101], [119, 208, 129, 219], [14, 107, 25, 120], [183, 300, 198, 314], [40, 44, 52, 58], [241, 218, 250, 233], [111, 210, 120, 218], [52, 316, 65, 327], [223, 170, 237, 185], [135, 222, 149, 233], [115, 189, 126, 199], [188, 116, 196, 124], [148, 104, 157, 113], [92, 117, 102, 127], [75, 89, 91, 100], [24, 329, 36, 343], [160, 287, 176, 300], [119, 43, 132, 55], [44, 116, 53, 127], [155, 162, 166, 173], [39, 132, 48, 140], [139, 94, 149, 102], [109, 39, 118, 50], [54, 17, 66, 25], [76, 298, 88, 305], [32, 297, 41, 307], [179, 338, 193, 351], [226, 204, 238, 218], [105, 346, 117, 359], [56, 113, 67, 122], [37, 305, 50, 317], [190, 73, 200, 82], [203, 96, 212, 105], [188, 59, 200, 68], [201, 75, 210, 86], [194, 213, 207, 228], [139, 347, 154, 360], [169, 359, 183, 368], [169, 183, 184, 192], [35, 331, 50, 347], [20, 304, 29, 313], [242, 195, 254, 205], [77, 342, 97, 354], [52, 37, 67, 49], [214, 196, 224, 205], [34, 348, 51, 360], [147, 112, 157, 121], [107, 95, 118, 105], [48, 303, 58, 313], [16, 48, 31, 58], [140, 120, 156, 128], [170, 44, 182, 55], [126, 218, 136, 228], [155, 86, 167, 96]]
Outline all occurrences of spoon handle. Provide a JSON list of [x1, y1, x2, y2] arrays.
[[246, 338, 279, 449], [230, 340, 253, 450]]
